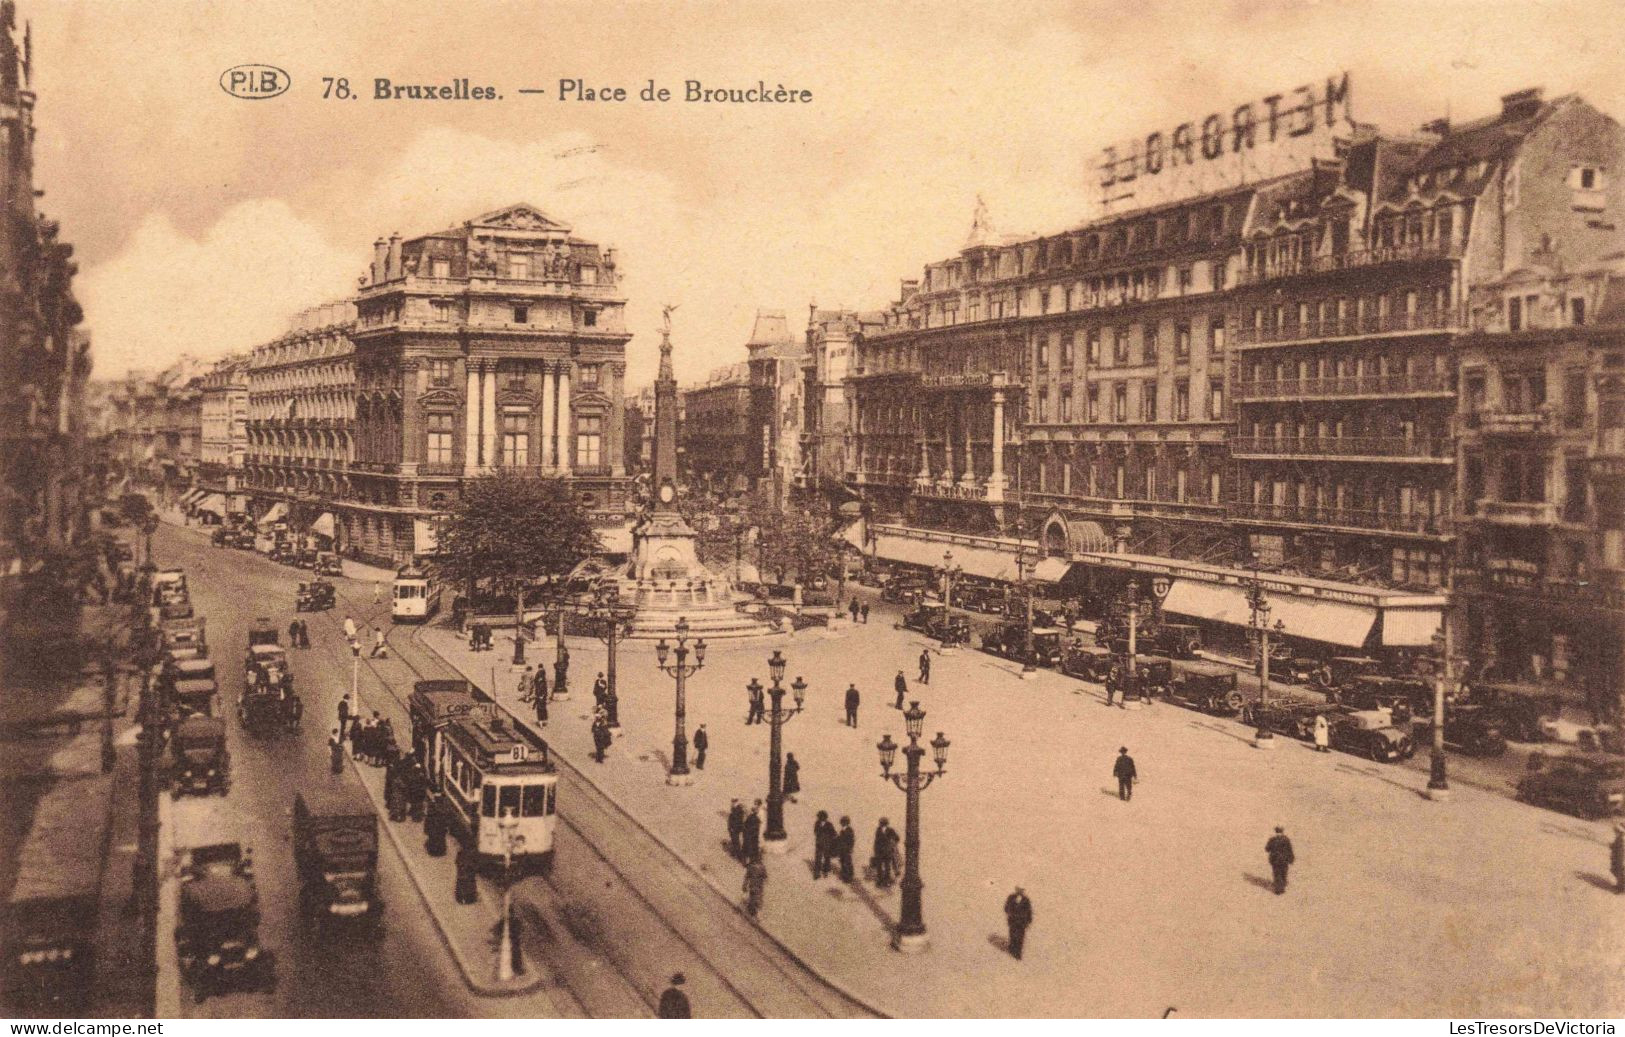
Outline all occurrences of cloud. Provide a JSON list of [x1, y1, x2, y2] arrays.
[[76, 200, 355, 375]]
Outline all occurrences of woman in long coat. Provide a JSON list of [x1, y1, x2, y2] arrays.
[[782, 753, 801, 802]]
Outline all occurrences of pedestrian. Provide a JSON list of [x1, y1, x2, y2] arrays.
[[454, 842, 479, 904], [743, 855, 768, 916], [782, 752, 800, 802], [1004, 887, 1034, 960], [373, 581, 382, 605], [288, 619, 300, 646], [742, 801, 762, 862], [894, 670, 907, 710], [592, 713, 611, 762], [1611, 822, 1625, 895], [1266, 826, 1295, 895], [872, 818, 896, 887], [1113, 746, 1137, 801], [813, 810, 835, 878], [297, 619, 310, 649], [1312, 713, 1331, 752], [370, 627, 387, 658], [658, 973, 692, 1018], [849, 599, 860, 623], [519, 666, 535, 700], [861, 602, 870, 624], [918, 648, 930, 685], [693, 724, 708, 769], [343, 614, 357, 642], [379, 716, 396, 757], [424, 798, 449, 857], [328, 728, 345, 775], [844, 683, 860, 727], [727, 799, 745, 859], [1104, 665, 1119, 708], [337, 693, 353, 741], [593, 672, 608, 706], [554, 655, 569, 697], [836, 816, 856, 882], [747, 681, 765, 724]]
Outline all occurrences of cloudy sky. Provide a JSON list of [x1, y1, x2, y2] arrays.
[[23, 0, 1625, 385]]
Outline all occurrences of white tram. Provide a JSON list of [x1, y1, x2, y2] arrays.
[[408, 680, 557, 872], [391, 564, 441, 623]]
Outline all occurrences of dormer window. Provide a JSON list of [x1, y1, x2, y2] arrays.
[[1570, 166, 1607, 211], [431, 258, 451, 278]]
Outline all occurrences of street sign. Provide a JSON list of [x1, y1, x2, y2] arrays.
[[1151, 577, 1172, 601]]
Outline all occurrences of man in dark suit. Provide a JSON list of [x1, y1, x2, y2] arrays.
[[1113, 746, 1137, 801], [836, 816, 856, 881], [727, 799, 745, 859], [844, 684, 860, 727], [813, 810, 836, 878], [918, 649, 931, 685], [1004, 887, 1033, 959], [1266, 826, 1295, 895], [742, 801, 762, 861], [693, 724, 708, 769], [894, 671, 908, 710]]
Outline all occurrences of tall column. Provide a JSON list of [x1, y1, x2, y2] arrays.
[[482, 364, 498, 470], [557, 366, 573, 474], [609, 362, 626, 477], [464, 362, 480, 475], [399, 362, 420, 474], [539, 365, 556, 470], [918, 438, 930, 480], [987, 390, 1006, 502], [961, 399, 977, 487]]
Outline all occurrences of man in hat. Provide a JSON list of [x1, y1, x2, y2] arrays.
[[658, 973, 692, 1018], [743, 854, 768, 917], [894, 671, 907, 710], [727, 798, 745, 859], [836, 816, 856, 882], [1113, 746, 1137, 801], [844, 683, 860, 727], [918, 648, 931, 685], [693, 723, 709, 769], [1266, 826, 1296, 895], [813, 810, 835, 879], [1004, 886, 1034, 960], [742, 801, 762, 861], [328, 728, 345, 775], [872, 818, 897, 887]]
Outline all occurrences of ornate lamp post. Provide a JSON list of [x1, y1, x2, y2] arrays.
[[1119, 583, 1143, 707], [1427, 626, 1453, 801], [141, 512, 159, 568], [875, 702, 950, 953], [579, 584, 637, 729], [1244, 555, 1284, 747], [1015, 547, 1038, 677], [940, 550, 961, 612], [494, 808, 526, 982], [748, 651, 806, 851], [655, 616, 706, 785]]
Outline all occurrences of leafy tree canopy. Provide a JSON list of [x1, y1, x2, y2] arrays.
[[430, 474, 599, 597]]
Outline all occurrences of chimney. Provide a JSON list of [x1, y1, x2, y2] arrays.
[[372, 238, 387, 284], [386, 234, 402, 280], [1500, 87, 1544, 120], [1420, 117, 1450, 137]]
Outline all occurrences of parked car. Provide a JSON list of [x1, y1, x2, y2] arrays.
[[315, 552, 344, 577], [1242, 699, 1345, 739], [1121, 654, 1174, 699], [880, 578, 929, 605], [1094, 616, 1201, 659], [1516, 752, 1625, 818], [1311, 655, 1388, 693], [169, 716, 229, 798], [1474, 682, 1565, 743], [1326, 709, 1415, 763], [1167, 660, 1244, 715], [980, 623, 1066, 668], [1060, 640, 1115, 682], [295, 580, 336, 612], [175, 843, 273, 1000], [900, 603, 971, 645], [954, 585, 1006, 614], [1340, 674, 1430, 712], [1410, 703, 1508, 757]]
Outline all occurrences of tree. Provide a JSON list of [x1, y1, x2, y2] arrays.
[[429, 475, 600, 656], [119, 492, 153, 525]]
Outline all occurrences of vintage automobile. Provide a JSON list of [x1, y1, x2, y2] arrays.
[[170, 716, 230, 798], [229, 530, 256, 550], [1003, 602, 1060, 629], [880, 578, 930, 606], [1094, 616, 1201, 659], [247, 617, 279, 649], [1536, 716, 1623, 755], [1060, 640, 1115, 682], [210, 527, 230, 547], [295, 580, 336, 612], [980, 623, 1066, 668], [238, 682, 292, 737], [954, 584, 1006, 615], [296, 548, 319, 570], [1311, 655, 1388, 693], [1516, 752, 1625, 818], [900, 603, 971, 645], [244, 644, 293, 696], [1339, 674, 1431, 712], [1167, 659, 1245, 715], [1473, 682, 1565, 743], [175, 843, 273, 1000], [293, 787, 383, 927], [156, 595, 194, 622], [269, 542, 296, 564], [1117, 654, 1174, 699], [168, 659, 219, 719], [315, 552, 344, 577], [162, 620, 209, 663], [1326, 709, 1416, 763], [1242, 698, 1346, 739], [1410, 703, 1508, 757]]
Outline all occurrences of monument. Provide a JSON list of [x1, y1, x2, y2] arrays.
[[618, 307, 772, 639]]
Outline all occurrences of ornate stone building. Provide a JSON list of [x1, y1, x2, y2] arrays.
[[192, 355, 249, 521], [348, 204, 630, 564]]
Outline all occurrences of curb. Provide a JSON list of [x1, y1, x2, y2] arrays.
[[345, 754, 552, 1002], [417, 628, 894, 1019]]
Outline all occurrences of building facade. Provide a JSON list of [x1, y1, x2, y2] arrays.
[[348, 204, 630, 565], [797, 307, 877, 505], [680, 362, 753, 496], [745, 309, 803, 508], [243, 302, 356, 543], [193, 355, 249, 521]]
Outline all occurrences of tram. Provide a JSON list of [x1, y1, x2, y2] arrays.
[[407, 680, 557, 872], [3, 759, 112, 1011], [391, 564, 441, 624]]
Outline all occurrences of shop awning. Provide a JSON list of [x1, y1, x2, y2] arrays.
[[1162, 580, 1255, 626], [260, 502, 288, 525], [413, 519, 439, 555], [595, 524, 635, 556], [181, 488, 205, 506], [1032, 557, 1072, 583], [310, 512, 336, 538], [1380, 608, 1443, 648], [837, 518, 867, 551], [1265, 595, 1378, 649], [195, 493, 226, 517]]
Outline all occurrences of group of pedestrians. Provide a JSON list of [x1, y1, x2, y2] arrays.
[[845, 598, 870, 624], [284, 618, 311, 648], [725, 799, 770, 916], [467, 622, 495, 651]]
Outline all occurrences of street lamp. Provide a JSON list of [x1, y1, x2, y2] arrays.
[[1427, 626, 1452, 801], [494, 808, 526, 982], [1015, 546, 1039, 677], [578, 585, 636, 729], [748, 650, 807, 851], [1117, 583, 1143, 707], [940, 550, 962, 612], [655, 616, 706, 785], [141, 513, 159, 568], [875, 701, 950, 953], [1244, 554, 1282, 747]]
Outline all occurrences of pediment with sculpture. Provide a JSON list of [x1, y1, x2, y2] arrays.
[[468, 204, 571, 235]]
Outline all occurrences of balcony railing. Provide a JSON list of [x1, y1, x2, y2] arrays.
[[1234, 370, 1452, 401], [1230, 501, 1450, 536], [912, 478, 993, 501], [1463, 409, 1560, 436], [1235, 310, 1461, 347], [1475, 500, 1560, 526], [1236, 240, 1463, 286], [1229, 435, 1452, 460], [852, 469, 914, 486]]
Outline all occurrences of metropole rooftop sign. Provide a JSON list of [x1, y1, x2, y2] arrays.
[[1097, 72, 1355, 212]]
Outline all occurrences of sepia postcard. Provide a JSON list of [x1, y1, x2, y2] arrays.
[[2, 0, 1623, 1023]]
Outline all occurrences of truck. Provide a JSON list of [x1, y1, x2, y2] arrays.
[[293, 786, 383, 927]]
